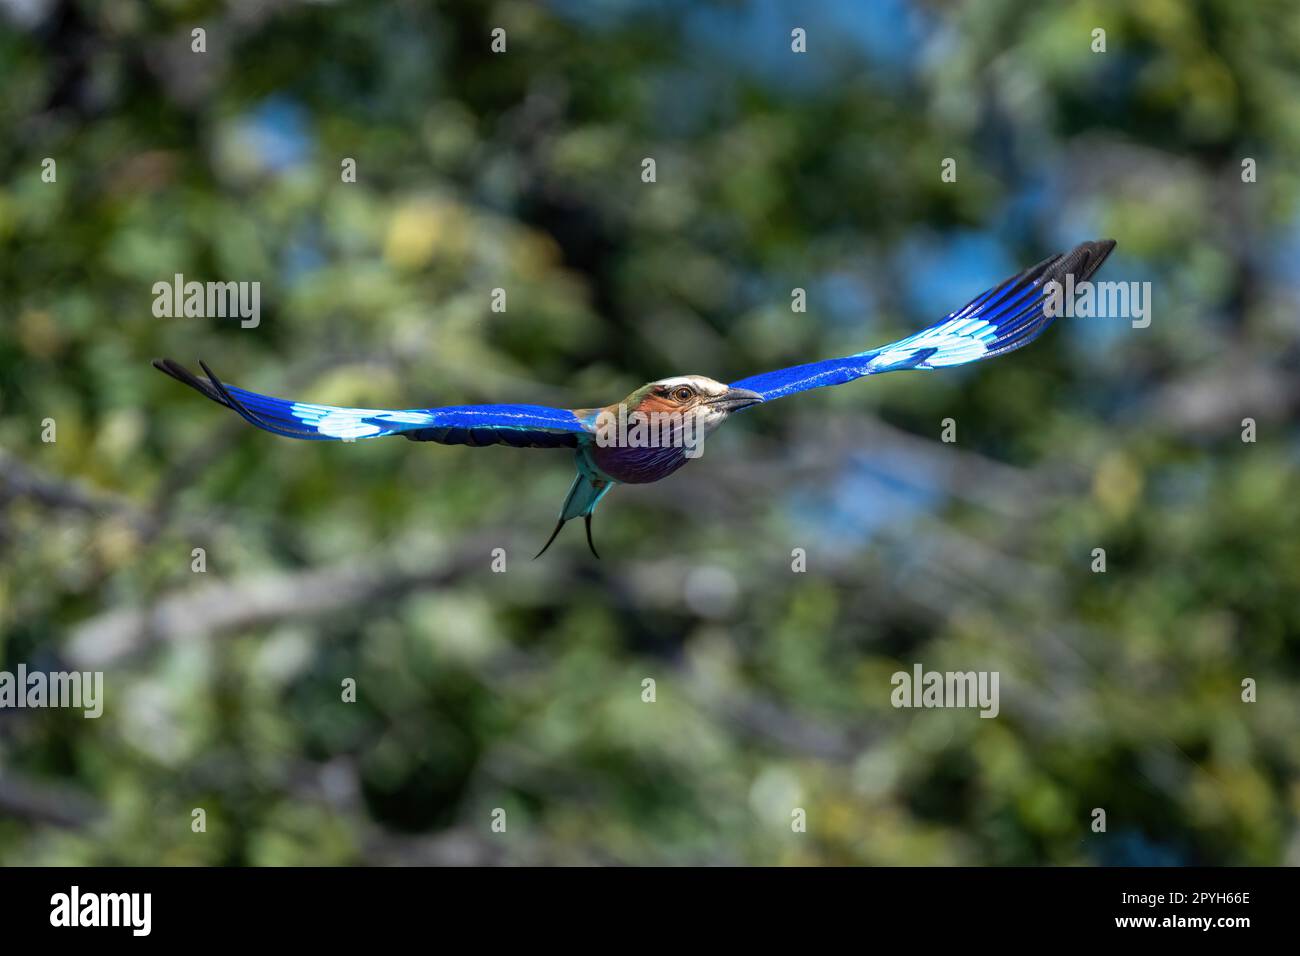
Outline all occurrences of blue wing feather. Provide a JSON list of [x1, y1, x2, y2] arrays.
[[729, 239, 1116, 402], [153, 359, 587, 448]]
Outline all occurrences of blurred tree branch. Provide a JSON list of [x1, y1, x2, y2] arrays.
[[0, 769, 104, 829], [0, 449, 154, 530], [64, 532, 553, 668]]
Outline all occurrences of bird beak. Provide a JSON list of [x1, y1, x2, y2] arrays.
[[708, 387, 765, 411]]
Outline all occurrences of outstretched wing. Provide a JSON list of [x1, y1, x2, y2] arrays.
[[729, 239, 1116, 402], [153, 359, 587, 449]]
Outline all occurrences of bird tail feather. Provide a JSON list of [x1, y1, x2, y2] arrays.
[[534, 460, 613, 559]]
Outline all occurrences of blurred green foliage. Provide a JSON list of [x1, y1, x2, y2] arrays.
[[1, 0, 1298, 865]]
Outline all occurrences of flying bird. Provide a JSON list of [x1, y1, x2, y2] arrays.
[[154, 239, 1116, 557]]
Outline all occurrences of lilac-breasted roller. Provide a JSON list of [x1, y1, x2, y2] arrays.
[[154, 239, 1115, 557]]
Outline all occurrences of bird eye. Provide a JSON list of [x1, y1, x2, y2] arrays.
[[673, 386, 694, 402]]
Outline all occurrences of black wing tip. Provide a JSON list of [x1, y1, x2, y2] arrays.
[[152, 356, 189, 382], [152, 356, 230, 407], [1019, 238, 1115, 287], [1042, 238, 1117, 287]]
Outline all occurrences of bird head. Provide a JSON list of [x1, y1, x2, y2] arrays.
[[618, 375, 765, 435]]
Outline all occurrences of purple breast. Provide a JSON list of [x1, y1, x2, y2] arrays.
[[588, 442, 691, 484]]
